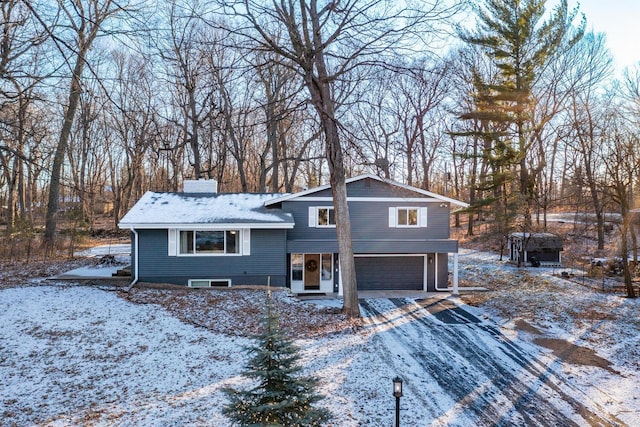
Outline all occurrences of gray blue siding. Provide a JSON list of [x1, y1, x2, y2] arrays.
[[314, 177, 425, 198], [283, 200, 450, 241], [129, 176, 460, 291], [136, 228, 287, 286]]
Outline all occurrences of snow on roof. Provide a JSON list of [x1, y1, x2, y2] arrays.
[[509, 232, 563, 250], [118, 192, 293, 228]]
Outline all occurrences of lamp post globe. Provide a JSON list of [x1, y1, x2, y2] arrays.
[[393, 376, 403, 397]]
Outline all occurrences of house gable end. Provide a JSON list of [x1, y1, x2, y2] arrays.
[[264, 174, 468, 207]]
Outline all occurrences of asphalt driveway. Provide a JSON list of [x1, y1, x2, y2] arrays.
[[359, 297, 624, 426]]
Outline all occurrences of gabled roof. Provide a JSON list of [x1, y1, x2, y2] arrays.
[[509, 232, 563, 250], [118, 191, 294, 229], [264, 173, 469, 208]]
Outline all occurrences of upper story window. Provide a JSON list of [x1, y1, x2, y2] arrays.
[[317, 207, 335, 226], [179, 230, 240, 254], [389, 207, 427, 228], [308, 206, 336, 228], [397, 208, 418, 226]]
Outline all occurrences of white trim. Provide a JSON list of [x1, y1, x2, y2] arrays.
[[419, 207, 428, 227], [176, 229, 244, 256], [168, 229, 177, 256], [119, 222, 293, 230], [353, 253, 426, 257], [242, 229, 251, 255], [177, 253, 243, 257], [308, 206, 316, 227], [388, 207, 396, 227], [435, 253, 440, 290], [423, 254, 428, 291], [435, 253, 449, 291], [263, 173, 468, 207], [452, 253, 459, 296], [315, 206, 336, 228], [130, 227, 139, 286], [338, 258, 343, 296], [394, 207, 421, 228], [290, 252, 334, 294], [280, 197, 448, 202]]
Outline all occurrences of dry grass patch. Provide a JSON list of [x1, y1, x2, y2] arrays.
[[120, 287, 362, 339]]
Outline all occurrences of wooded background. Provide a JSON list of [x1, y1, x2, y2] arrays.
[[1, 0, 638, 255]]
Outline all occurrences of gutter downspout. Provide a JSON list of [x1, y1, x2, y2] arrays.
[[126, 227, 139, 292], [452, 252, 459, 296]]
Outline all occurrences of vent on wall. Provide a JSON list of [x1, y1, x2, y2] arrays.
[[188, 279, 231, 288]]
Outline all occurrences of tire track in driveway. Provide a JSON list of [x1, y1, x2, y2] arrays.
[[360, 298, 622, 426], [361, 298, 534, 426], [401, 297, 625, 426]]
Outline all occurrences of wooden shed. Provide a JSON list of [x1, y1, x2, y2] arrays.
[[508, 232, 563, 267]]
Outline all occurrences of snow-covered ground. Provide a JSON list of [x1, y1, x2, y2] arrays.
[[1, 248, 638, 426]]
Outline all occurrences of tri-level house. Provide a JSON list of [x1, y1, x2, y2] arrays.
[[118, 174, 468, 294]]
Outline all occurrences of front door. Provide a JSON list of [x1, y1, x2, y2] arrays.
[[304, 254, 320, 290]]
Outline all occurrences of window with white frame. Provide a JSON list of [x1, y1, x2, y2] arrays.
[[398, 208, 418, 226], [179, 230, 240, 254], [308, 206, 336, 227], [389, 207, 427, 227], [290, 253, 333, 281]]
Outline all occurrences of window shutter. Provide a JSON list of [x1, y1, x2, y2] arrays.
[[388, 207, 396, 227], [168, 229, 177, 256], [242, 229, 251, 255], [308, 206, 317, 227], [419, 207, 428, 227]]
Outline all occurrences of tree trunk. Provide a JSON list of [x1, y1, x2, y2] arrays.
[[323, 116, 359, 317], [306, 67, 359, 317], [621, 218, 636, 298], [44, 53, 86, 247]]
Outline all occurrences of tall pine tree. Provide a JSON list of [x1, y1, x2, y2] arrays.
[[459, 0, 584, 231], [223, 290, 331, 426]]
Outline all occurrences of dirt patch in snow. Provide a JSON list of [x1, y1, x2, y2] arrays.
[[515, 319, 618, 373], [515, 319, 543, 335], [534, 338, 618, 373]]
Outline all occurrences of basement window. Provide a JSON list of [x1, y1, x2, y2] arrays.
[[188, 279, 231, 288]]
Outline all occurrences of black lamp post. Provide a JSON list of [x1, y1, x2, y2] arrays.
[[393, 376, 403, 427]]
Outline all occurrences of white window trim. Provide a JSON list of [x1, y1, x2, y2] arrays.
[[389, 207, 427, 228], [309, 206, 336, 228], [170, 228, 248, 257], [290, 253, 334, 282]]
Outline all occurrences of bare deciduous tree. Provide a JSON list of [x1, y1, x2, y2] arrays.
[[35, 0, 126, 248], [225, 0, 458, 317]]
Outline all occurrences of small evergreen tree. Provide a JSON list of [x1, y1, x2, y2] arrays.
[[223, 290, 331, 426]]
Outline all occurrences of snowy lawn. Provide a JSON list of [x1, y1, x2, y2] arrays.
[[1, 249, 639, 426]]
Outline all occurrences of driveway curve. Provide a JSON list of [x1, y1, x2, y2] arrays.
[[359, 297, 624, 426]]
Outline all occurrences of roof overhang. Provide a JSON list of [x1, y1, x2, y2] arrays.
[[264, 173, 469, 208], [118, 222, 294, 230]]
